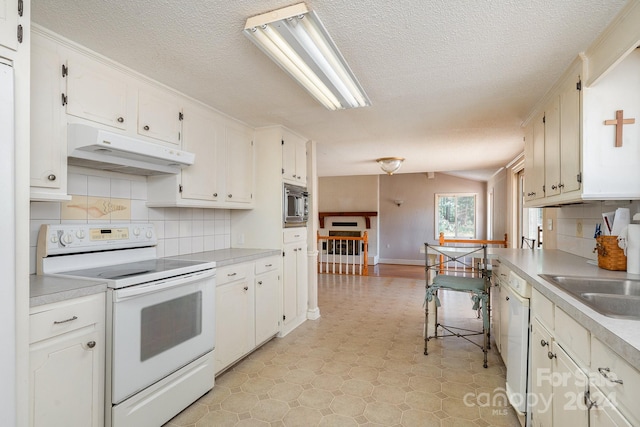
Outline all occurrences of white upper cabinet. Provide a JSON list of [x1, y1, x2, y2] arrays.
[[137, 87, 182, 145], [30, 33, 69, 201], [225, 122, 254, 204], [282, 129, 307, 186], [65, 54, 128, 131], [0, 0, 19, 51], [146, 110, 255, 209], [524, 112, 545, 203], [179, 102, 222, 202]]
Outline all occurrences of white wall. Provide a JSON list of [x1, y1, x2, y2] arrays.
[[554, 201, 640, 260], [379, 173, 486, 263], [29, 167, 231, 274], [318, 172, 487, 265]]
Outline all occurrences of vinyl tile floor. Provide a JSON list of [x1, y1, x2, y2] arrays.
[[164, 274, 519, 427]]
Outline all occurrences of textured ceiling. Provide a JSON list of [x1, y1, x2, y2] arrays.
[[31, 0, 628, 179]]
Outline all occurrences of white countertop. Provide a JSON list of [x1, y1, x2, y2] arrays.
[[165, 248, 281, 267], [30, 275, 107, 307], [31, 248, 281, 306], [492, 248, 640, 368]]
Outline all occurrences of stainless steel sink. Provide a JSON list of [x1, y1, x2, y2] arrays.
[[538, 275, 640, 320]]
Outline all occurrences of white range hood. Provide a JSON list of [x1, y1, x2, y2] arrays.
[[67, 124, 195, 175]]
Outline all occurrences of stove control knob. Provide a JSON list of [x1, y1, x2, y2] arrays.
[[133, 227, 141, 236], [146, 230, 153, 239], [62, 233, 74, 245], [50, 234, 59, 244], [76, 230, 85, 239]]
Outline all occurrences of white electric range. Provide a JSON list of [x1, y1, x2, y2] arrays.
[[37, 223, 216, 427]]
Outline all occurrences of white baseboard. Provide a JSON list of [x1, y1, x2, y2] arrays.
[[378, 258, 424, 266], [307, 308, 321, 320]]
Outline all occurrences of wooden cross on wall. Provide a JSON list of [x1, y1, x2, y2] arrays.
[[604, 110, 636, 147]]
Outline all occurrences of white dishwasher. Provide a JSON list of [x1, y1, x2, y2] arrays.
[[505, 271, 531, 424]]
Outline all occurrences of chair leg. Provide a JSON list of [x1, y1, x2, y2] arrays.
[[424, 295, 429, 355], [486, 287, 491, 350]]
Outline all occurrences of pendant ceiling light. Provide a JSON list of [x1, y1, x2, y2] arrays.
[[244, 3, 370, 111], [377, 157, 405, 175]]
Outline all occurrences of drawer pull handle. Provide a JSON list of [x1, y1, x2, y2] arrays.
[[547, 351, 556, 360], [258, 281, 263, 285], [265, 264, 272, 267], [54, 315, 78, 325], [598, 367, 623, 384], [86, 341, 96, 349], [143, 125, 150, 131], [227, 272, 237, 277], [243, 286, 249, 291], [540, 339, 548, 347]]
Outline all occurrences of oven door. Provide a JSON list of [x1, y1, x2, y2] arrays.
[[110, 269, 215, 404]]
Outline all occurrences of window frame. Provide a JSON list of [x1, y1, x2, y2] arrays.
[[434, 192, 478, 240]]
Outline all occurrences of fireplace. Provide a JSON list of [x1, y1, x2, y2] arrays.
[[317, 211, 379, 266], [328, 231, 362, 255]]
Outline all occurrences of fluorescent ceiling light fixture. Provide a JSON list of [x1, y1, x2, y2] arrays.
[[377, 157, 405, 175], [244, 3, 370, 111]]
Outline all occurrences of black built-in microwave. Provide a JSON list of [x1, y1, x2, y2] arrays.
[[283, 183, 309, 227]]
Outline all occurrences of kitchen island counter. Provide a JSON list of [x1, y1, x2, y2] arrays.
[[494, 248, 640, 369]]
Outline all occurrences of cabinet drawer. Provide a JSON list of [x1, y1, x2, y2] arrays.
[[531, 288, 554, 331], [217, 263, 252, 286], [283, 228, 306, 244], [591, 337, 640, 425], [554, 307, 589, 367], [30, 293, 105, 344], [255, 256, 280, 275]]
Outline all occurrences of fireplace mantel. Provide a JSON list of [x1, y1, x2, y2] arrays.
[[319, 212, 378, 228]]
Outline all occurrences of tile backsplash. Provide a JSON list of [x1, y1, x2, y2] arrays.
[[30, 168, 231, 274], [556, 200, 640, 260]]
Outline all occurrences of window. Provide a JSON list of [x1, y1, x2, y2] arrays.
[[436, 193, 476, 239]]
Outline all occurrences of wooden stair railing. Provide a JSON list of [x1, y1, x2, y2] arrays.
[[317, 231, 368, 275]]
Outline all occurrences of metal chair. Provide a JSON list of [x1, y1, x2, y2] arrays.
[[521, 236, 536, 249], [423, 243, 490, 368]]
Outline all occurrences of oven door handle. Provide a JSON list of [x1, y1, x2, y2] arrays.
[[114, 269, 215, 301]]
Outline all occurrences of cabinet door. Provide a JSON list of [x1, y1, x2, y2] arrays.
[[65, 57, 128, 130], [0, 0, 18, 51], [295, 243, 308, 319], [215, 280, 254, 374], [30, 328, 104, 427], [559, 74, 581, 195], [137, 88, 182, 145], [589, 386, 634, 427], [255, 270, 281, 345], [544, 97, 561, 197], [530, 319, 553, 427], [498, 283, 509, 364], [552, 343, 588, 426], [282, 133, 307, 185], [30, 34, 67, 195], [531, 112, 545, 201], [180, 104, 222, 201], [225, 124, 254, 204], [282, 242, 299, 330]]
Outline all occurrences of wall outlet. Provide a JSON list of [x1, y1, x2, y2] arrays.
[[576, 220, 583, 238]]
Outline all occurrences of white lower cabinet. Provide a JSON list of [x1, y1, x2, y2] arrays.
[[530, 318, 553, 427], [255, 257, 281, 346], [282, 228, 308, 336], [215, 263, 254, 374], [29, 293, 105, 427], [529, 289, 636, 427], [215, 257, 281, 375]]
